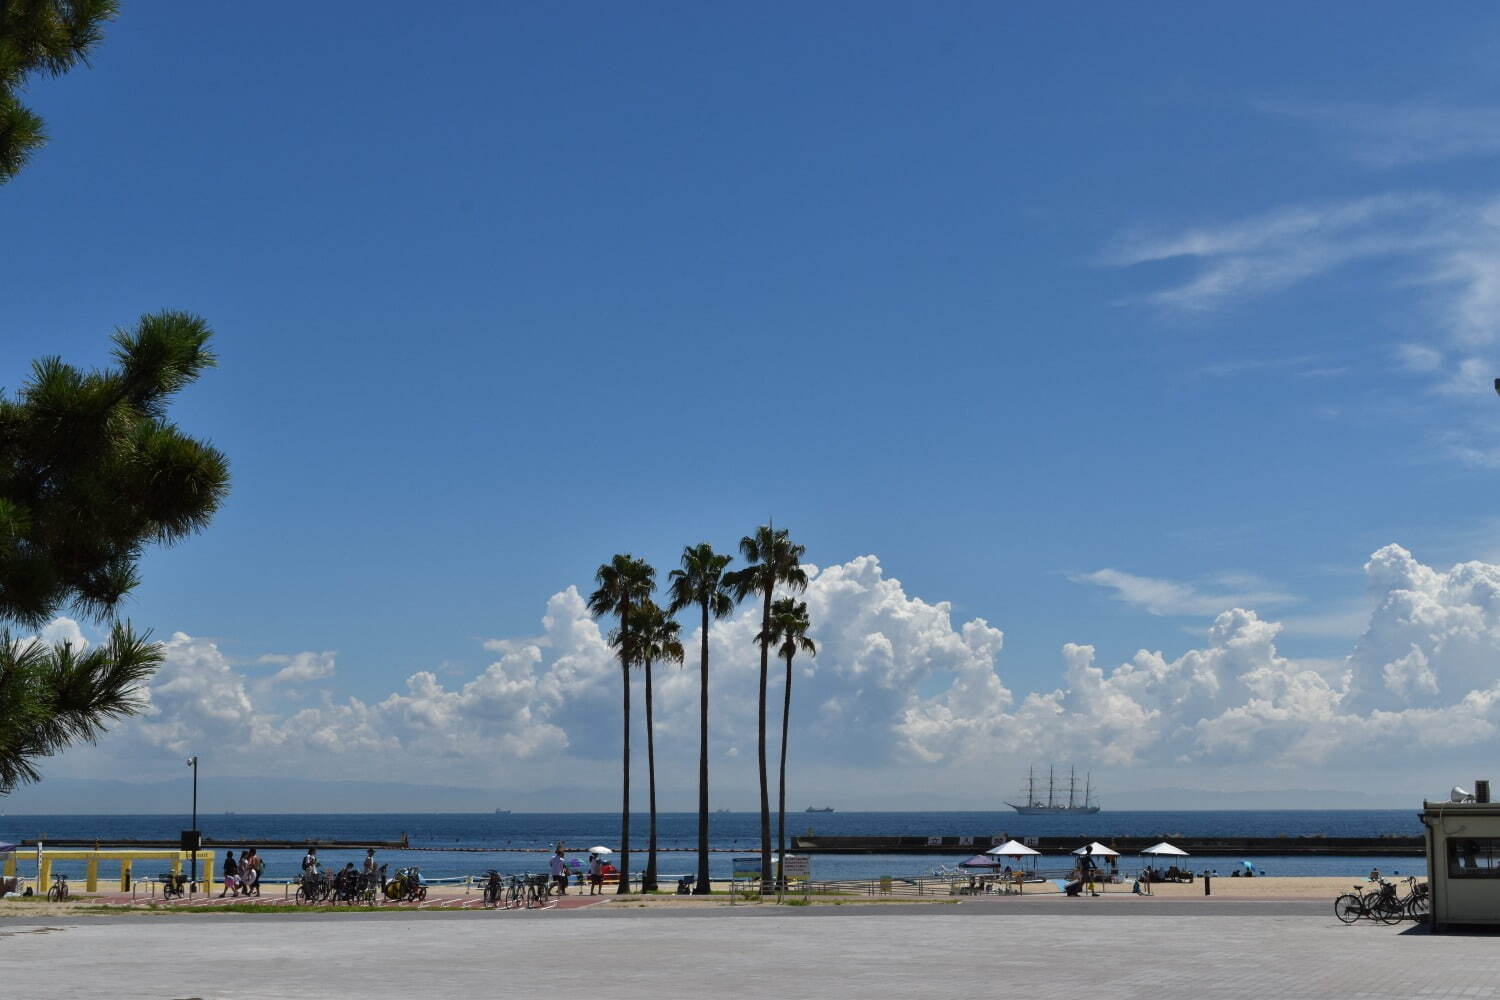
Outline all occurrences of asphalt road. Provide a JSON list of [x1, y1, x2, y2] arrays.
[[2, 900, 1493, 1000]]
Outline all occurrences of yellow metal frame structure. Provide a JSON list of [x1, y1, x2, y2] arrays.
[[8, 849, 217, 894]]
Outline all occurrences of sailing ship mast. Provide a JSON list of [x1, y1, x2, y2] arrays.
[[1068, 766, 1076, 809]]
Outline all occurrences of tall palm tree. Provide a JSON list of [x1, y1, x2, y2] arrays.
[[587, 553, 656, 895], [666, 543, 737, 894], [762, 597, 815, 880], [616, 601, 683, 893], [726, 525, 808, 889]]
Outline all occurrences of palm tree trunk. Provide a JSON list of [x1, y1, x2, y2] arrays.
[[777, 650, 792, 888], [695, 599, 711, 894], [618, 655, 631, 895], [757, 589, 772, 891], [644, 656, 658, 893]]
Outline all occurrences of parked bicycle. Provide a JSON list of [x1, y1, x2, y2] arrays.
[[482, 870, 503, 908], [384, 866, 427, 902], [1393, 876, 1429, 921], [1333, 876, 1417, 924], [46, 873, 69, 902], [295, 869, 332, 905]]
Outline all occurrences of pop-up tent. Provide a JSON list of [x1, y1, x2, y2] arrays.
[[958, 854, 1001, 869], [1071, 841, 1119, 858], [986, 839, 1041, 859], [1140, 841, 1189, 859]]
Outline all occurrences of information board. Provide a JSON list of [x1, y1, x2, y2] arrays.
[[780, 855, 811, 881], [732, 856, 763, 880]]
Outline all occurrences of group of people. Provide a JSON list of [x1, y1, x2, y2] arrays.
[[218, 848, 263, 897], [300, 847, 386, 888], [548, 847, 618, 895]]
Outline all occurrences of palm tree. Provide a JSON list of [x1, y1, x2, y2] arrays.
[[666, 543, 737, 894], [762, 597, 815, 881], [616, 601, 682, 893], [726, 525, 808, 889], [587, 553, 656, 895]]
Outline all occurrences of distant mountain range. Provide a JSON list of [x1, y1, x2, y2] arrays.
[[0, 777, 1421, 814]]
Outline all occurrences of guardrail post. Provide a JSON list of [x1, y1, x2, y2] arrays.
[[85, 857, 99, 893], [38, 855, 51, 893]]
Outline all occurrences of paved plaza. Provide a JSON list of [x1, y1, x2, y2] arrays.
[[2, 899, 1496, 1000]]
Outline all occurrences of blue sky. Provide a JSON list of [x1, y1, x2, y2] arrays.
[[6, 2, 1500, 806]]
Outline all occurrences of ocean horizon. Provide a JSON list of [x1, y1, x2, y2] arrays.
[[3, 809, 1427, 882]]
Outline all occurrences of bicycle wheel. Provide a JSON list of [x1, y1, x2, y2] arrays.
[[1333, 893, 1362, 923], [295, 885, 314, 906], [1405, 893, 1429, 922], [47, 885, 62, 902], [1374, 895, 1404, 925]]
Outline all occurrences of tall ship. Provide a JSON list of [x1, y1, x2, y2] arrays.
[[1005, 765, 1100, 815]]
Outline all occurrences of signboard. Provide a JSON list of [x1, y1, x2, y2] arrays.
[[1023, 837, 1040, 847], [780, 855, 811, 881], [732, 856, 763, 881]]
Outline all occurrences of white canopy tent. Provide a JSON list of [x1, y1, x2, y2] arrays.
[[1071, 841, 1119, 858], [1140, 841, 1189, 858], [986, 839, 1041, 859], [985, 839, 1041, 872]]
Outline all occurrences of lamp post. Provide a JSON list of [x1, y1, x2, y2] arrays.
[[187, 756, 198, 890]]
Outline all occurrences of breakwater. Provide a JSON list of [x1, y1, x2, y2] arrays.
[[791, 834, 1425, 856], [19, 835, 411, 850]]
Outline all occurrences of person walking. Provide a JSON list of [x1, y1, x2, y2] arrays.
[[237, 850, 253, 896], [588, 853, 603, 895], [549, 847, 569, 896], [219, 850, 239, 898], [247, 849, 262, 896]]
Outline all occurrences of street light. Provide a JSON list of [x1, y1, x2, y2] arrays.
[[186, 756, 198, 890]]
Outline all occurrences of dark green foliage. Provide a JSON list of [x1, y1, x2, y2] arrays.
[[0, 1, 119, 183], [0, 312, 230, 629], [0, 621, 162, 793]]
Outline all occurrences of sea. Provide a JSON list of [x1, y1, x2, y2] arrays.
[[3, 810, 1427, 884]]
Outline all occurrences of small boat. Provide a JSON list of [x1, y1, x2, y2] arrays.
[[805, 807, 835, 813], [494, 809, 511, 815], [715, 808, 731, 814]]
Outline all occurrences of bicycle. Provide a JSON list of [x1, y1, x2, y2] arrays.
[[46, 873, 69, 902], [1392, 876, 1429, 921], [385, 867, 428, 902], [482, 870, 503, 908], [505, 874, 526, 909], [295, 869, 331, 906], [526, 873, 550, 908], [1333, 877, 1403, 924]]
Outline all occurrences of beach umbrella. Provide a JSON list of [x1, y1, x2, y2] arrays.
[[587, 846, 615, 855]]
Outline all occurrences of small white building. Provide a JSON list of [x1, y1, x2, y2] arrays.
[[1420, 788, 1500, 932]]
